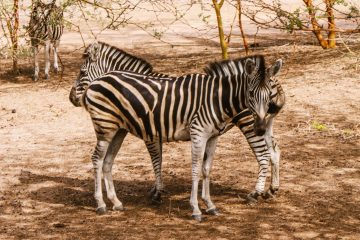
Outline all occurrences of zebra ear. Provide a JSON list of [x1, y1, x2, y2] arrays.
[[268, 59, 283, 77], [244, 58, 256, 75], [86, 42, 100, 62]]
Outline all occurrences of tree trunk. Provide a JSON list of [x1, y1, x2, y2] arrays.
[[326, 0, 336, 48], [212, 0, 228, 59], [237, 0, 249, 55], [6, 0, 19, 72], [303, 0, 336, 49]]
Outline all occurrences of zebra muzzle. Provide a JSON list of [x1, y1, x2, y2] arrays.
[[69, 87, 81, 107]]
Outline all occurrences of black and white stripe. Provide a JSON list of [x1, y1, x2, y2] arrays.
[[29, 0, 64, 81], [78, 55, 281, 220]]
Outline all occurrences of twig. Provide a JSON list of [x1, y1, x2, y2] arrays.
[[168, 198, 172, 218]]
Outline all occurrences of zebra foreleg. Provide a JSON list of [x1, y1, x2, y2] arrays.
[[92, 140, 109, 214], [238, 121, 271, 203], [145, 140, 164, 203], [190, 132, 208, 222], [32, 45, 39, 81], [263, 117, 280, 199], [246, 150, 271, 204], [201, 136, 219, 215], [44, 40, 51, 80], [53, 40, 60, 74], [103, 129, 127, 211]]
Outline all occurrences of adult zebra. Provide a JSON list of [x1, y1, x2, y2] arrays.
[[28, 0, 64, 81], [69, 41, 285, 205], [72, 55, 283, 221]]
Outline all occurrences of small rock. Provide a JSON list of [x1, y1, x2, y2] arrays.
[[11, 109, 16, 113], [53, 223, 66, 228]]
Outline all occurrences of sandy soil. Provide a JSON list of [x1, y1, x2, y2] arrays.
[[0, 36, 360, 240]]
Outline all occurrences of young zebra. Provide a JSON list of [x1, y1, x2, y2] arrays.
[[69, 42, 164, 107], [69, 41, 285, 204], [76, 55, 282, 221], [28, 0, 64, 81]]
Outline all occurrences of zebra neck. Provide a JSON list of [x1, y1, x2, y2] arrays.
[[216, 75, 248, 121]]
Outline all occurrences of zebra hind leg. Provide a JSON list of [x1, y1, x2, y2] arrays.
[[201, 136, 219, 216], [145, 140, 164, 204], [92, 140, 110, 214], [102, 129, 127, 211], [189, 133, 208, 222]]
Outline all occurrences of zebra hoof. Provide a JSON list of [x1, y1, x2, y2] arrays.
[[246, 191, 261, 205], [54, 68, 59, 74], [192, 214, 203, 222], [151, 194, 162, 204], [113, 205, 124, 211], [44, 74, 49, 80], [263, 187, 279, 200], [32, 75, 38, 81], [96, 206, 107, 215], [149, 187, 163, 204], [206, 208, 219, 216], [149, 186, 157, 196], [262, 191, 275, 200]]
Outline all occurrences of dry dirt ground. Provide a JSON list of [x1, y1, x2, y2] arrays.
[[0, 38, 359, 239]]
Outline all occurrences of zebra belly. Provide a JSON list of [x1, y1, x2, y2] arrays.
[[171, 128, 191, 141]]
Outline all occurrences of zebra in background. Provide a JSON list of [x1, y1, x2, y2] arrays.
[[73, 55, 283, 221], [69, 41, 285, 204], [28, 0, 64, 81]]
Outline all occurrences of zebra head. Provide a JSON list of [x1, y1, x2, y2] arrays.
[[29, 1, 49, 36], [70, 41, 154, 107], [31, 0, 59, 21], [244, 57, 283, 136], [69, 42, 101, 107]]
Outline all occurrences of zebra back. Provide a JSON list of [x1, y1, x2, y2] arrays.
[[83, 55, 271, 142], [83, 41, 154, 76]]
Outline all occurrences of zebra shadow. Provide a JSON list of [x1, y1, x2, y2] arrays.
[[19, 170, 249, 217]]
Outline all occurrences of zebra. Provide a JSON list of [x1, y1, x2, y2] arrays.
[[72, 55, 283, 221], [69, 41, 285, 204], [28, 0, 64, 81], [69, 41, 164, 107]]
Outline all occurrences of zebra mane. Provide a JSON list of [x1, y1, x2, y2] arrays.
[[204, 55, 266, 80], [83, 41, 154, 73]]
